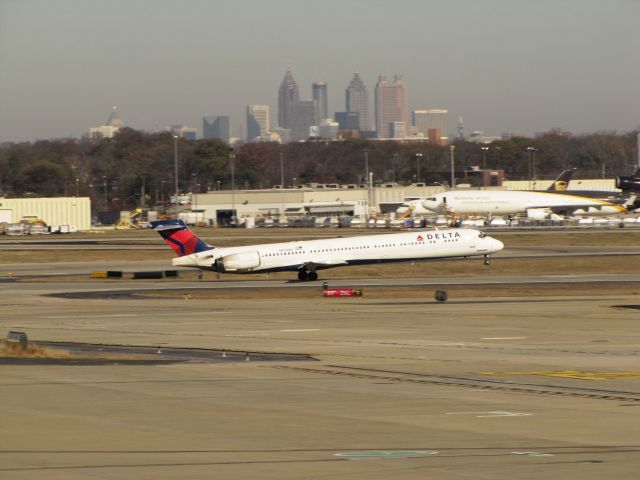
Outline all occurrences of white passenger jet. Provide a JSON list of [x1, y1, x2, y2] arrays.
[[396, 169, 576, 218], [421, 190, 633, 218], [152, 219, 504, 281]]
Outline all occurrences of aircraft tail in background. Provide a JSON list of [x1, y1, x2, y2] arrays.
[[616, 167, 640, 192], [547, 169, 575, 191], [151, 219, 213, 257]]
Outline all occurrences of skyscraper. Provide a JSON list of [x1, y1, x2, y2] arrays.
[[88, 106, 123, 140], [413, 109, 448, 139], [246, 105, 270, 141], [278, 67, 300, 129], [203, 115, 230, 143], [345, 73, 369, 131], [374, 75, 408, 138], [290, 101, 316, 141], [106, 106, 124, 129], [334, 111, 360, 131], [312, 81, 328, 124]]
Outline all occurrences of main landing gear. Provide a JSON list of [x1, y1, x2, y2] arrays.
[[483, 254, 492, 266], [297, 270, 318, 281]]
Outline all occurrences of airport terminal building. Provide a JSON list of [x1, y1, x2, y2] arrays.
[[192, 185, 445, 225]]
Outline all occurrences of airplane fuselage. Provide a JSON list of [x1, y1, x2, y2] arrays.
[[422, 190, 628, 217], [173, 228, 502, 274]]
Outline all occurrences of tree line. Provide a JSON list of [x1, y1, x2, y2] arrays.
[[0, 128, 637, 212]]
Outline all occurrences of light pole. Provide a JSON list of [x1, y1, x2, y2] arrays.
[[526, 146, 534, 189], [160, 180, 166, 214], [392, 153, 398, 183], [481, 146, 489, 169], [364, 148, 369, 185], [279, 150, 285, 188], [415, 153, 423, 183], [364, 148, 370, 227], [102, 175, 107, 210], [449, 145, 456, 189], [279, 150, 285, 222], [173, 135, 179, 198], [230, 153, 236, 224]]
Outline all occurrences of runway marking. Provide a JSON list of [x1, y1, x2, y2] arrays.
[[480, 371, 640, 381], [224, 333, 270, 337], [46, 314, 138, 319], [446, 411, 532, 418], [335, 450, 438, 459], [481, 337, 527, 340], [280, 329, 321, 332], [512, 451, 554, 457], [46, 312, 220, 320]]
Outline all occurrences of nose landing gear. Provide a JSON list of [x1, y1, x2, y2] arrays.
[[483, 254, 491, 266]]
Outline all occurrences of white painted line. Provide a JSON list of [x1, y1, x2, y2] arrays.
[[46, 314, 138, 319], [224, 333, 270, 337], [280, 329, 321, 332], [512, 451, 554, 457], [481, 337, 527, 340], [446, 411, 532, 418]]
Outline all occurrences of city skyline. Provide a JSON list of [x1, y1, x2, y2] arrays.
[[1, 0, 638, 142]]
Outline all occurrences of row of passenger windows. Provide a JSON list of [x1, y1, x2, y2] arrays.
[[261, 240, 457, 257]]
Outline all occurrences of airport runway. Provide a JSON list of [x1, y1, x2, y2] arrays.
[[2, 244, 640, 277], [1, 252, 639, 478]]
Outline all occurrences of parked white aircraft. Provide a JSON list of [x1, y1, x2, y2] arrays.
[[421, 190, 633, 218], [396, 169, 576, 218], [152, 220, 504, 281]]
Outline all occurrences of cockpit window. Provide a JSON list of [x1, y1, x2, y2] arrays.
[[478, 231, 486, 239]]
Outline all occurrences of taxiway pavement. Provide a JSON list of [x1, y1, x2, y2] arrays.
[[1, 264, 639, 479]]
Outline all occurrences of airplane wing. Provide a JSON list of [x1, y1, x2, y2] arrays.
[[298, 259, 349, 270]]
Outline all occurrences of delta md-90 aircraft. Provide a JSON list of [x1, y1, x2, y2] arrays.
[[152, 219, 504, 281]]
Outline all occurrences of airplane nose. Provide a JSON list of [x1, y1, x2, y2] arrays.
[[492, 238, 504, 252]]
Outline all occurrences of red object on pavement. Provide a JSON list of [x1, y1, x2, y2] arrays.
[[322, 288, 362, 297]]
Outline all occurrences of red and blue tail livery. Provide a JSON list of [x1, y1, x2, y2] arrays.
[[151, 219, 213, 257]]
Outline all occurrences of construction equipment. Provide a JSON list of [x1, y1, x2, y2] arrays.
[[115, 208, 142, 229]]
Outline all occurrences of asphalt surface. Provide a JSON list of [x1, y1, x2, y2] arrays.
[[1, 242, 639, 479]]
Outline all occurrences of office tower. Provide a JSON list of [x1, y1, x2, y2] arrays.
[[171, 125, 197, 140], [271, 128, 291, 144], [457, 116, 464, 139], [203, 115, 230, 143], [312, 81, 328, 124], [375, 75, 408, 138], [427, 128, 443, 145], [334, 111, 360, 131], [290, 100, 316, 141], [88, 106, 123, 140], [246, 105, 270, 141], [345, 73, 369, 131], [278, 67, 300, 129], [413, 109, 448, 139], [390, 121, 407, 139], [319, 119, 339, 140], [106, 106, 124, 128]]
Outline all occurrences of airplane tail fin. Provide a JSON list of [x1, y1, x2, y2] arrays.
[[151, 219, 214, 257], [547, 169, 575, 191]]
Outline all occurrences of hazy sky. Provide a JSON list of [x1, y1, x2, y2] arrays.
[[1, 0, 638, 142]]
